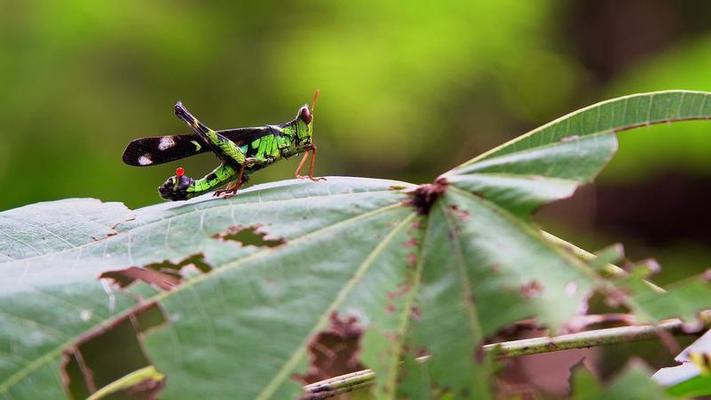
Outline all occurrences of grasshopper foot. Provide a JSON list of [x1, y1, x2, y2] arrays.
[[214, 180, 241, 198], [213, 188, 238, 199], [296, 175, 327, 182]]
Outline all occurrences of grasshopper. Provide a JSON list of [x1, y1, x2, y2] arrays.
[[122, 91, 324, 201]]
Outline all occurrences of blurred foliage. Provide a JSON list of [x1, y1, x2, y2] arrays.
[[0, 0, 572, 209], [2, 0, 711, 210]]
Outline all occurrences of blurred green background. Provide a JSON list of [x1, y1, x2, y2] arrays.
[[2, 0, 711, 393], [3, 0, 709, 210]]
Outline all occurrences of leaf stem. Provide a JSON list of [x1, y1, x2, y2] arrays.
[[302, 319, 703, 399], [540, 230, 666, 293]]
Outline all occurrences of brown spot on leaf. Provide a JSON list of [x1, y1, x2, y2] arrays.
[[387, 284, 411, 300], [60, 302, 167, 399], [520, 280, 544, 299], [389, 184, 407, 191], [410, 305, 422, 321], [403, 238, 419, 248], [406, 253, 418, 267], [213, 224, 286, 248], [384, 284, 412, 315], [405, 176, 448, 215], [448, 204, 470, 220], [474, 342, 486, 364], [294, 312, 365, 384]]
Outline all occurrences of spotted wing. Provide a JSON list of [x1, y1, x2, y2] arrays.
[[122, 127, 271, 166]]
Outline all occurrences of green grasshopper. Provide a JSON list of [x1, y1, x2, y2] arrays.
[[122, 91, 324, 201]]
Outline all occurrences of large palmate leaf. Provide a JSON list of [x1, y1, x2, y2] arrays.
[[2, 91, 711, 399]]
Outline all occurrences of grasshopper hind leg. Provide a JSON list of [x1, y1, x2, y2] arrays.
[[214, 163, 248, 198]]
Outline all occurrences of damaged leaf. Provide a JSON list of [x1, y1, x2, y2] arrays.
[[0, 178, 414, 399], [61, 302, 167, 400], [99, 253, 210, 291], [295, 312, 365, 384]]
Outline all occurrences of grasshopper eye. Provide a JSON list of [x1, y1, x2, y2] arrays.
[[298, 106, 312, 124]]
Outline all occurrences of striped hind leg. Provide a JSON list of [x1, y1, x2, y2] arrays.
[[174, 102, 248, 165], [213, 163, 249, 198]]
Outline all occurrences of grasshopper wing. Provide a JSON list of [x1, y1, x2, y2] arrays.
[[122, 127, 272, 166]]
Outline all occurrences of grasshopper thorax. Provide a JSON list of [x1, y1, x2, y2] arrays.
[[292, 104, 314, 145]]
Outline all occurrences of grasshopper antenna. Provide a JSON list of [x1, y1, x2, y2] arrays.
[[310, 89, 320, 113]]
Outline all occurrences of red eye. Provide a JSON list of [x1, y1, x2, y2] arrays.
[[299, 106, 312, 124], [176, 167, 185, 177]]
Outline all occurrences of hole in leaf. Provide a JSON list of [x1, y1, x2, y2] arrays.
[[100, 267, 180, 291], [60, 302, 167, 400], [213, 225, 286, 248], [99, 253, 210, 291], [294, 312, 365, 385]]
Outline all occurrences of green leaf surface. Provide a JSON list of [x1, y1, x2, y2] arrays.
[[2, 91, 711, 399]]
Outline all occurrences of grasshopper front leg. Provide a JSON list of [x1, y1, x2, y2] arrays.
[[295, 145, 326, 181]]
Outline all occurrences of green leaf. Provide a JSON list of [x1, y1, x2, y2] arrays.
[[2, 91, 711, 399], [469, 90, 711, 163], [446, 132, 618, 216], [617, 274, 711, 323], [572, 362, 673, 400]]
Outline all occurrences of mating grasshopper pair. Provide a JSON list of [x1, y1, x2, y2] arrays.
[[122, 91, 324, 201]]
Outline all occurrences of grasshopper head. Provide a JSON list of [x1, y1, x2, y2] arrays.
[[294, 89, 319, 144], [158, 167, 194, 201]]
